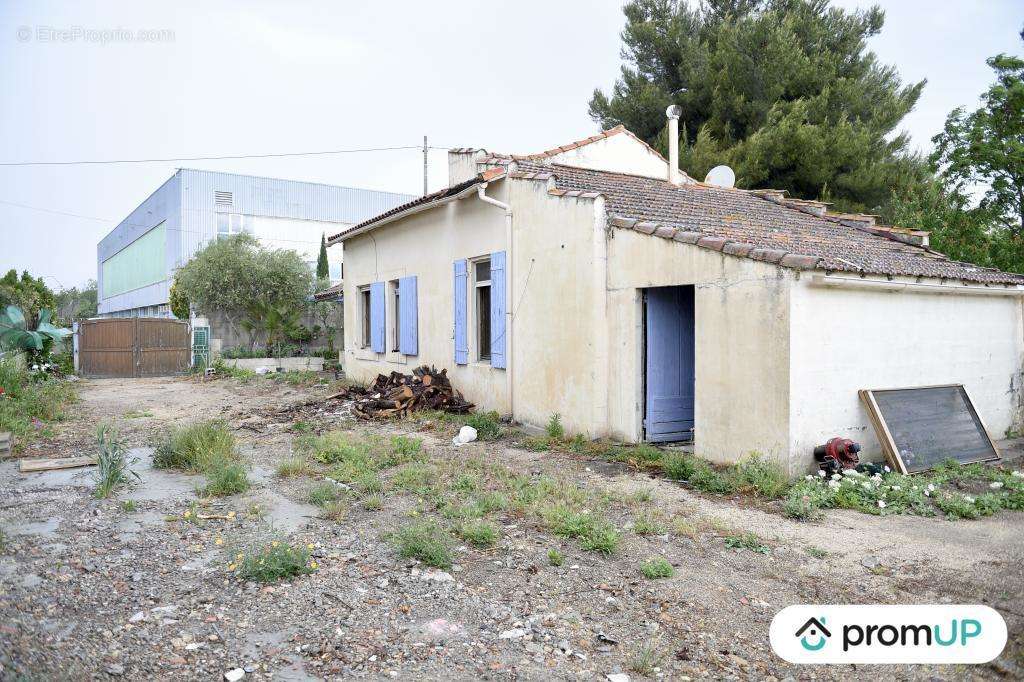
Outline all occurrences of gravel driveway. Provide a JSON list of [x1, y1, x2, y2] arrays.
[[0, 376, 1021, 680]]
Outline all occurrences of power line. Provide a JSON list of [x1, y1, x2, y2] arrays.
[[0, 199, 325, 247], [0, 144, 445, 167]]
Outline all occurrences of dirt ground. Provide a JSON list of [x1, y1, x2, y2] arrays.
[[1, 376, 1022, 681]]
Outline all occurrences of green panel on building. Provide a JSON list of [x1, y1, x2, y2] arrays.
[[102, 222, 166, 298]]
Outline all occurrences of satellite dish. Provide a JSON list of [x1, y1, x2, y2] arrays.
[[704, 165, 736, 188]]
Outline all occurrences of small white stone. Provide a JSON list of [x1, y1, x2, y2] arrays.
[[224, 669, 245, 682]]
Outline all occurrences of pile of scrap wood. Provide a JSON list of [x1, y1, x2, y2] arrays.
[[329, 365, 474, 419]]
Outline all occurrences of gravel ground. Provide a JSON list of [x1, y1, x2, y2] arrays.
[[1, 376, 1022, 681]]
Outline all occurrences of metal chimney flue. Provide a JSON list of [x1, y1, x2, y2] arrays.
[[666, 105, 682, 185]]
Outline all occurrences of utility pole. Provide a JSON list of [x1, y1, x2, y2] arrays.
[[423, 135, 428, 196]]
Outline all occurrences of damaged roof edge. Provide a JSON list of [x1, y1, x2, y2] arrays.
[[326, 169, 506, 244], [610, 215, 823, 271]]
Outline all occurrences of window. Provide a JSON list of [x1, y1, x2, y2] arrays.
[[390, 280, 401, 352], [474, 258, 491, 361], [217, 213, 253, 238], [360, 286, 372, 348]]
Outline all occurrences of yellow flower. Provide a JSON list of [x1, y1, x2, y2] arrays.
[[236, 553, 243, 560], [271, 541, 280, 548], [182, 510, 192, 518], [227, 563, 236, 571], [215, 538, 224, 546], [227, 511, 236, 519], [307, 543, 314, 550], [310, 561, 318, 569]]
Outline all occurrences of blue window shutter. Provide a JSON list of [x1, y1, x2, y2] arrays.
[[399, 275, 418, 355], [454, 260, 468, 365], [490, 251, 506, 369], [370, 282, 385, 353]]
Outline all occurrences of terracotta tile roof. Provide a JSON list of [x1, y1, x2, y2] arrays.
[[313, 282, 344, 302], [326, 168, 505, 244], [479, 125, 689, 179], [516, 161, 1024, 285]]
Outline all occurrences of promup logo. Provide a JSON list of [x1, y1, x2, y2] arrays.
[[770, 605, 1006, 664], [795, 617, 831, 651]]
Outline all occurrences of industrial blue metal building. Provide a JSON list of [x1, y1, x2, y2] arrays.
[[97, 168, 414, 318]]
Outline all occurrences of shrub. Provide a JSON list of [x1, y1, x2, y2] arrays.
[[392, 521, 452, 569], [458, 519, 499, 548], [231, 537, 315, 582], [466, 411, 501, 441], [0, 356, 76, 450], [547, 548, 564, 566], [93, 424, 136, 499], [640, 557, 674, 579], [308, 482, 343, 507], [152, 420, 237, 472], [545, 413, 565, 440]]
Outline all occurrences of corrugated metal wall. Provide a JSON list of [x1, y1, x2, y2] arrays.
[[98, 169, 413, 317]]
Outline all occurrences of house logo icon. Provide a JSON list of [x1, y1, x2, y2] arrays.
[[795, 616, 831, 651]]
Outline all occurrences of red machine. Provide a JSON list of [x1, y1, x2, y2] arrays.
[[813, 437, 861, 474]]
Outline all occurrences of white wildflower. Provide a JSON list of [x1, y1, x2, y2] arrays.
[[924, 490, 930, 497], [831, 473, 842, 481], [805, 475, 815, 481], [828, 480, 841, 490], [818, 470, 826, 478], [877, 500, 886, 509], [964, 496, 975, 504], [892, 485, 901, 491], [883, 466, 891, 473], [990, 481, 1004, 489], [1012, 471, 1024, 478], [927, 484, 936, 492]]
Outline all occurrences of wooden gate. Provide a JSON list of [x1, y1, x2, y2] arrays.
[[78, 318, 190, 378]]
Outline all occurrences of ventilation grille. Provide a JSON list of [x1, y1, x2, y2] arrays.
[[214, 191, 233, 206]]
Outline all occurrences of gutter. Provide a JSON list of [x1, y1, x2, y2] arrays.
[[810, 273, 1024, 297], [327, 182, 483, 245], [475, 183, 515, 421]]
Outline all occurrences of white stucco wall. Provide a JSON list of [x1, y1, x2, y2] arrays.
[[546, 133, 669, 180], [789, 278, 1024, 471], [254, 215, 345, 281], [340, 182, 511, 414], [605, 232, 794, 468]]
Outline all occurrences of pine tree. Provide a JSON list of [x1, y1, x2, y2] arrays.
[[589, 0, 927, 218], [316, 233, 329, 280]]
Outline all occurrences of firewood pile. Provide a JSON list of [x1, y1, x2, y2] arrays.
[[329, 365, 474, 419]]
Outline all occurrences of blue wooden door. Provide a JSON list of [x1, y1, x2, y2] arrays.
[[644, 286, 695, 442]]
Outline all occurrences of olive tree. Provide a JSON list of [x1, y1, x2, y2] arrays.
[[172, 234, 313, 345]]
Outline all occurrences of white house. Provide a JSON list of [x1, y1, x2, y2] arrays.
[[327, 121, 1024, 475]]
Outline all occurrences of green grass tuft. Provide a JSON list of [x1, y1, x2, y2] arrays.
[[231, 535, 315, 582], [308, 482, 343, 507], [93, 424, 136, 499], [547, 548, 564, 566], [724, 532, 770, 554], [466, 411, 502, 441], [458, 519, 499, 548], [392, 520, 452, 569], [640, 556, 674, 579], [200, 460, 251, 497]]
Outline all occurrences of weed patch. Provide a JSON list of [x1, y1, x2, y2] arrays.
[[628, 639, 664, 676], [276, 457, 313, 478], [362, 494, 385, 511], [547, 548, 564, 566], [308, 482, 343, 507], [230, 535, 315, 582], [0, 357, 76, 451], [458, 519, 499, 548], [640, 557, 674, 579], [93, 425, 137, 499], [724, 532, 770, 554], [545, 413, 565, 440], [200, 460, 250, 497], [152, 420, 238, 472], [466, 411, 501, 441], [392, 520, 452, 569], [632, 510, 666, 536]]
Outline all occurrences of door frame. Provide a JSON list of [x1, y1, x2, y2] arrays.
[[641, 285, 696, 444]]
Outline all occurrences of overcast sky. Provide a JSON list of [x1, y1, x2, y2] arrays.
[[1, 0, 1022, 289]]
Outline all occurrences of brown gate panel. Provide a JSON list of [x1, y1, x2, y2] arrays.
[[78, 319, 189, 378], [137, 319, 190, 377]]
